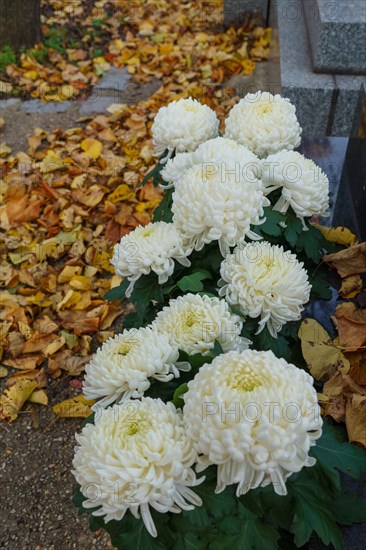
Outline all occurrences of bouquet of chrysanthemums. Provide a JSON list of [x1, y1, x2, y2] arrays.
[[72, 93, 366, 549]]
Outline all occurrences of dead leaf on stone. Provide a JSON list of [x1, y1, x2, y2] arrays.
[[22, 333, 59, 354], [28, 389, 48, 406], [3, 355, 43, 370], [324, 242, 366, 278], [61, 355, 91, 376], [298, 318, 350, 381]]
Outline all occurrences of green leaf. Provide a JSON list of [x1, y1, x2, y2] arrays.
[[288, 469, 343, 549], [177, 269, 212, 292], [153, 188, 173, 222], [257, 207, 286, 237], [104, 278, 130, 302], [253, 327, 292, 361], [129, 273, 164, 322], [311, 421, 366, 480], [332, 493, 366, 525], [295, 222, 329, 264], [283, 211, 303, 247], [212, 339, 224, 357], [172, 383, 188, 408], [309, 269, 332, 300]]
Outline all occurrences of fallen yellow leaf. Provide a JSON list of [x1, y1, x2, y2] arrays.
[[314, 224, 357, 247], [298, 318, 350, 381], [0, 379, 37, 423], [81, 138, 102, 159], [53, 395, 95, 418]]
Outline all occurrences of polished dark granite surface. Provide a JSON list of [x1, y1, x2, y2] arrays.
[[299, 137, 366, 550]]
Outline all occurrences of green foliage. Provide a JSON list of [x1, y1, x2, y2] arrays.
[[177, 269, 212, 292], [75, 157, 366, 549], [0, 45, 16, 73], [43, 28, 68, 53]]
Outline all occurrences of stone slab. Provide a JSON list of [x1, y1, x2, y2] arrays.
[[94, 67, 131, 92], [21, 100, 72, 113], [0, 98, 21, 109], [79, 95, 118, 115], [332, 76, 366, 136], [304, 0, 366, 75], [223, 0, 269, 26], [277, 0, 335, 135]]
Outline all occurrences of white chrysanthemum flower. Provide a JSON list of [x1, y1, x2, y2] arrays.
[[183, 349, 322, 497], [261, 151, 330, 224], [219, 242, 311, 336], [161, 137, 261, 188], [83, 327, 189, 409], [152, 293, 250, 355], [152, 97, 219, 160], [73, 398, 203, 537], [172, 160, 269, 256], [224, 92, 302, 157], [111, 222, 191, 297]]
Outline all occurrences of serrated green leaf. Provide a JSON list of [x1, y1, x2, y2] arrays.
[[257, 207, 286, 237], [104, 278, 130, 302], [296, 222, 329, 264], [311, 422, 366, 480], [283, 212, 303, 247], [332, 493, 366, 525], [288, 470, 343, 550], [253, 327, 292, 361], [177, 269, 212, 292]]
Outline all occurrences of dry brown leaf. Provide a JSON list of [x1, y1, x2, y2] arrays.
[[339, 275, 363, 299], [3, 355, 43, 370], [324, 242, 366, 278], [22, 333, 59, 354], [346, 395, 366, 448], [61, 355, 91, 376], [335, 303, 366, 352]]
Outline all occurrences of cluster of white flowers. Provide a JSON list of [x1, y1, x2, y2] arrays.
[[261, 151, 330, 224], [161, 136, 260, 188], [73, 93, 326, 539], [73, 398, 203, 537], [219, 241, 311, 336], [183, 350, 322, 496]]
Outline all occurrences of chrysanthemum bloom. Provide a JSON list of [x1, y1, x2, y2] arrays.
[[261, 151, 329, 225], [111, 222, 191, 297], [152, 293, 250, 355], [83, 327, 189, 409], [219, 241, 311, 336], [224, 92, 302, 157], [72, 398, 203, 537], [161, 137, 261, 188], [172, 161, 268, 256], [152, 97, 219, 160], [183, 349, 322, 496]]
